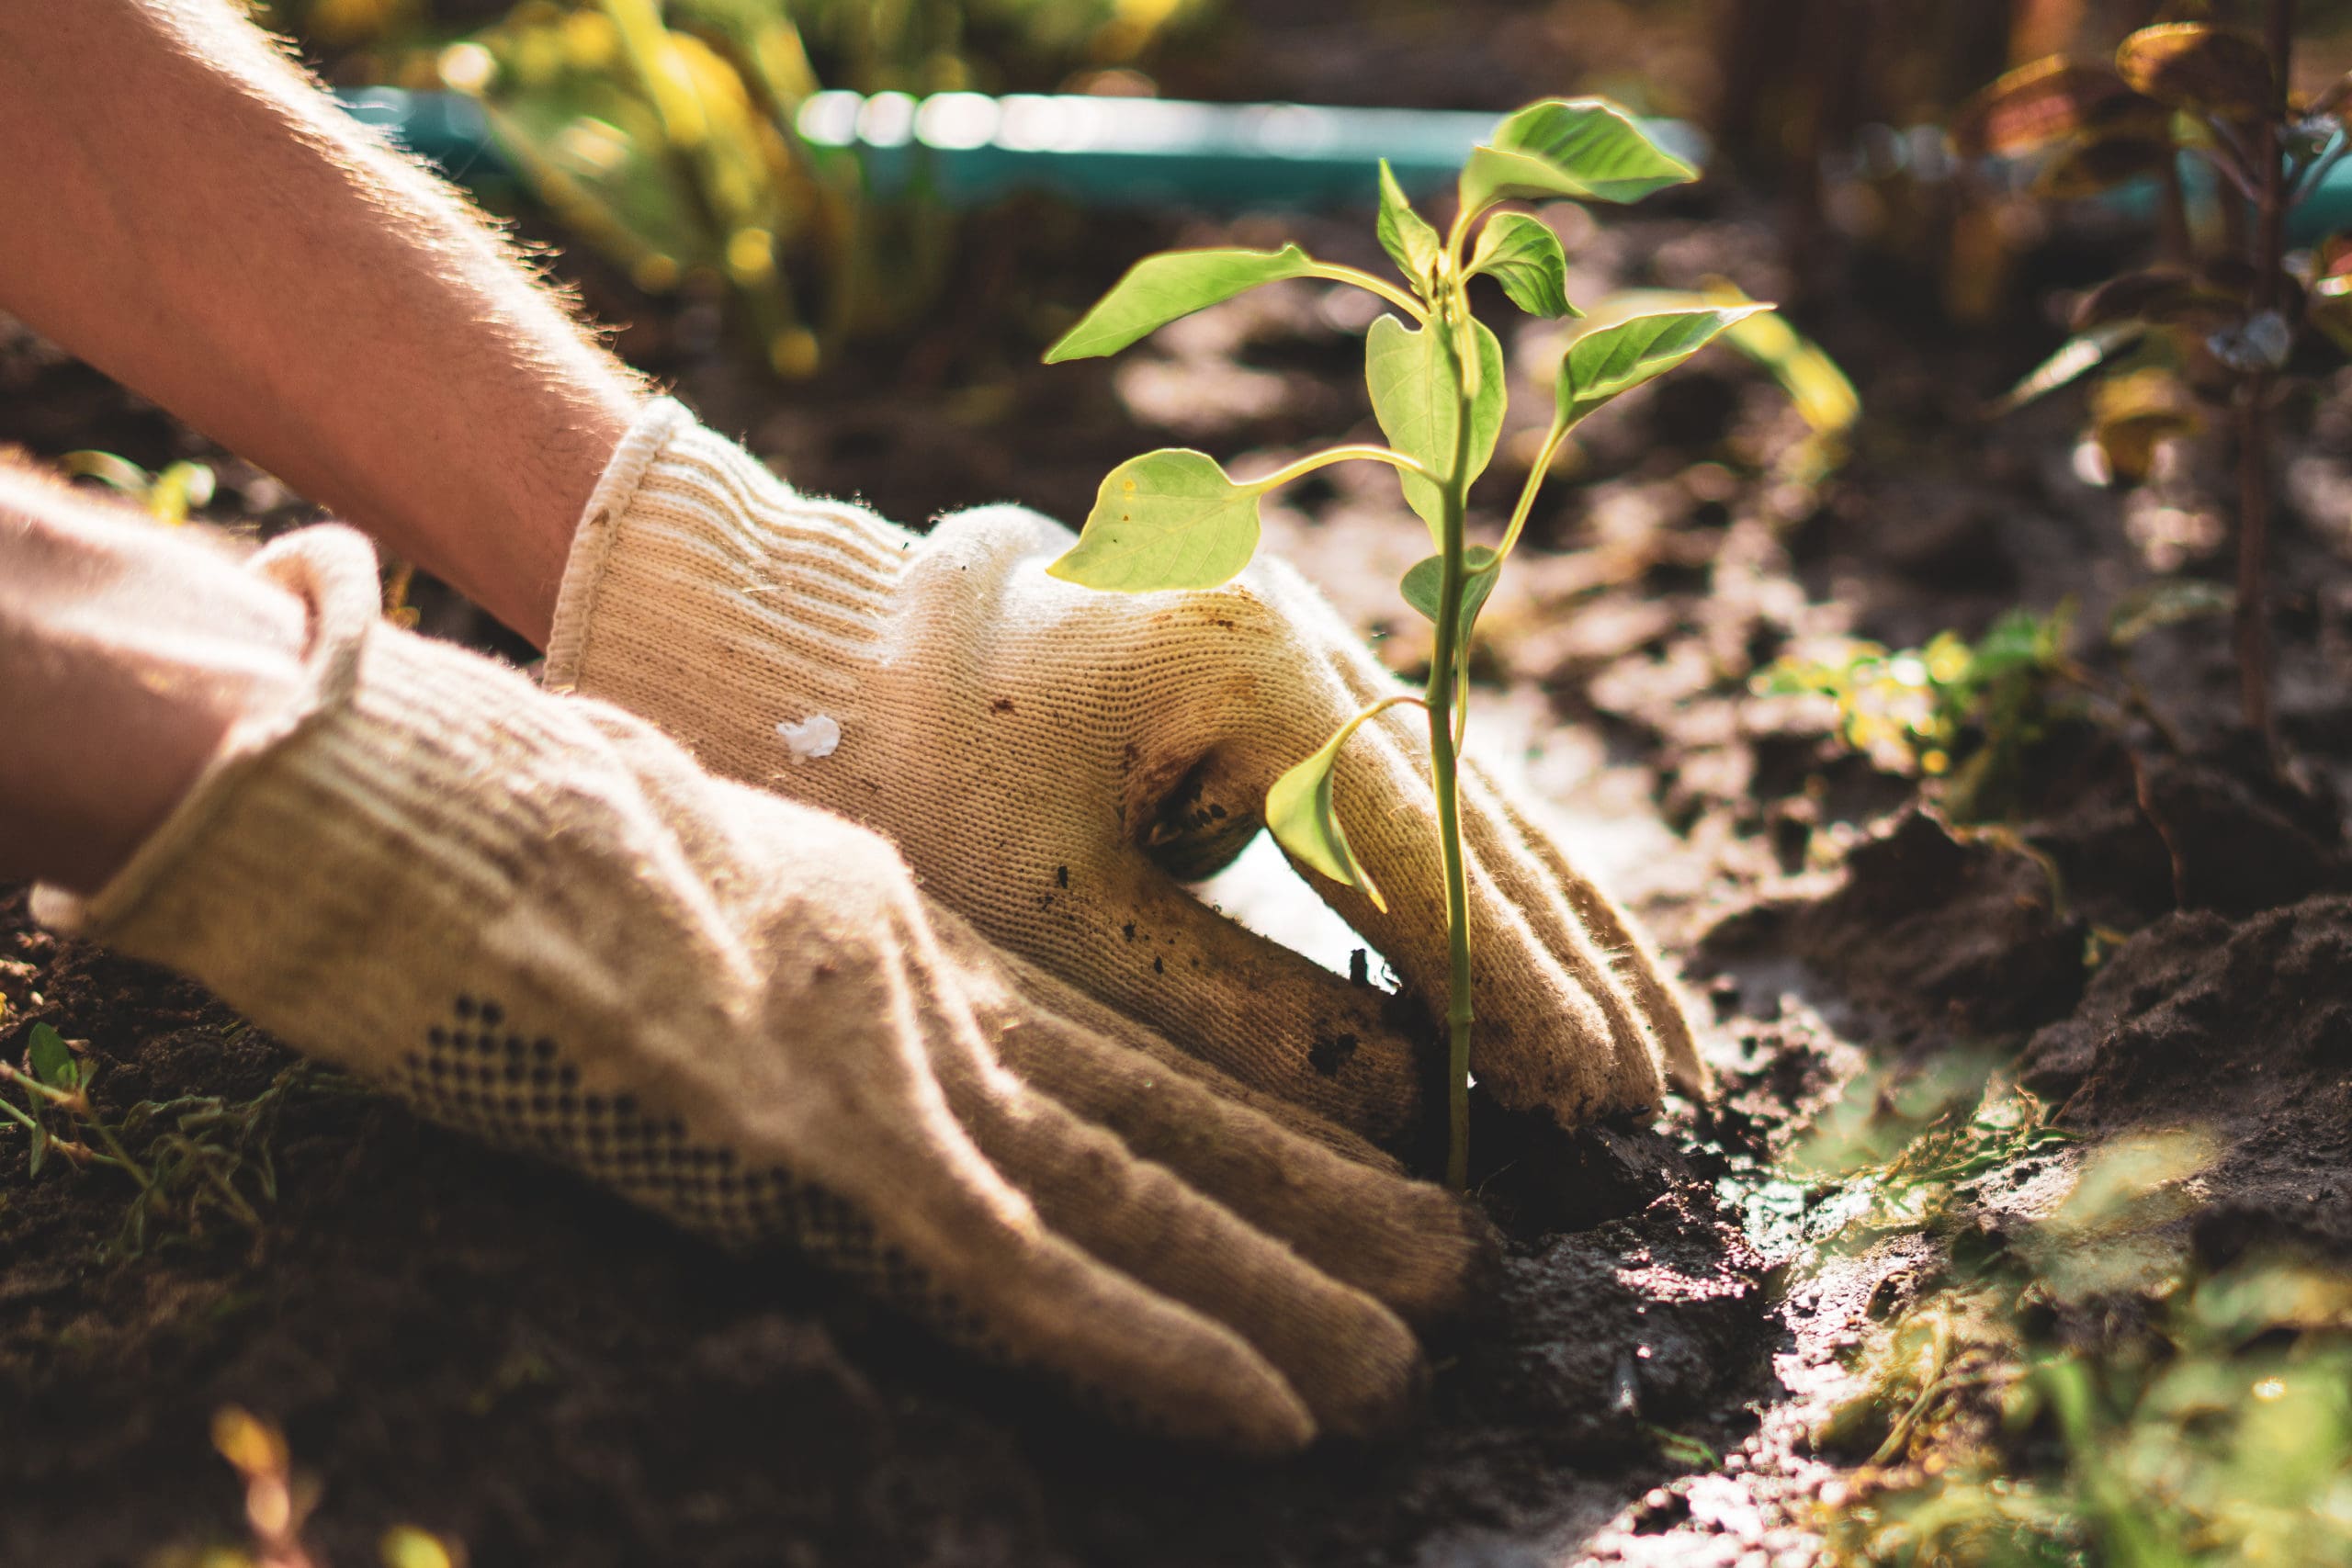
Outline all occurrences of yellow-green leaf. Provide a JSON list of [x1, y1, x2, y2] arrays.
[[1375, 160, 1441, 291], [1554, 305, 1769, 427], [2117, 23, 2274, 118], [1399, 545, 1501, 626], [1990, 321, 2146, 414], [1266, 723, 1385, 911], [1045, 245, 1317, 362], [1467, 212, 1577, 319], [1459, 97, 1696, 214], [28, 1021, 77, 1091], [1364, 314, 1507, 538], [1047, 449, 1263, 591]]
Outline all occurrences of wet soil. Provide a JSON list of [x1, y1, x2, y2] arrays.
[[8, 10, 2352, 1562]]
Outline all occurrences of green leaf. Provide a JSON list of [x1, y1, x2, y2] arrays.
[[1598, 287, 1852, 439], [28, 1022, 77, 1091], [1266, 721, 1385, 911], [1400, 545, 1502, 626], [1375, 161, 1441, 291], [2116, 23, 2274, 118], [1991, 321, 2147, 415], [1044, 245, 1317, 362], [1554, 305, 1768, 427], [146, 462, 215, 526], [1950, 56, 2163, 158], [1364, 314, 1508, 538], [1047, 449, 1264, 592], [1458, 98, 1697, 215], [1467, 213, 1577, 319], [2109, 579, 2233, 646], [28, 1120, 47, 1178]]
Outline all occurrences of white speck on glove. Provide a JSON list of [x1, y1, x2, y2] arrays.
[[777, 714, 841, 762]]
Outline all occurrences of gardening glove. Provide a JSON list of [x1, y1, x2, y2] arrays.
[[545, 399, 1705, 1147], [31, 525, 1493, 1452]]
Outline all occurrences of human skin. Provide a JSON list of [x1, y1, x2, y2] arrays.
[[0, 0, 644, 648], [0, 464, 307, 895]]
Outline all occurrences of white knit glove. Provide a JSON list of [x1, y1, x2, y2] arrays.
[[33, 525, 1489, 1452], [547, 400, 1704, 1145]]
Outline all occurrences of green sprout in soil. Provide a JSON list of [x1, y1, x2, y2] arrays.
[[1791, 1045, 2074, 1248], [1759, 580, 2232, 829], [1826, 1249, 2352, 1567], [1759, 605, 2078, 825], [1956, 3, 2345, 746], [1811, 1116, 2352, 1568], [1044, 99, 1769, 1186], [59, 449, 215, 525], [156, 1404, 463, 1568], [2, 1021, 315, 1258]]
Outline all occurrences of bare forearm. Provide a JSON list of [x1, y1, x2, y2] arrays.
[[0, 0, 643, 645]]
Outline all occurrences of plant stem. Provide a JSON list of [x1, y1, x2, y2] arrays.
[[1303, 263, 1429, 321], [1250, 444, 1433, 491], [1496, 420, 1571, 561], [1427, 284, 1480, 1190], [2240, 0, 2294, 750]]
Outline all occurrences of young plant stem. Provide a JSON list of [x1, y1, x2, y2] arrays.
[[1250, 445, 1432, 492], [2240, 0, 2294, 750], [1427, 273, 1480, 1190], [1304, 263, 1430, 321]]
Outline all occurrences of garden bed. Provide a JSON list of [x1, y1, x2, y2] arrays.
[[6, 12, 2352, 1561]]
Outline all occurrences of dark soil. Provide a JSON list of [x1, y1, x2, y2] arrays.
[[7, 6, 2352, 1562], [0, 884, 1771, 1568]]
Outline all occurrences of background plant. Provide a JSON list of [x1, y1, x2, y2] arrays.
[[1819, 1126, 2352, 1568], [1042, 99, 1766, 1185], [1956, 1, 2352, 749], [275, 0, 1205, 376]]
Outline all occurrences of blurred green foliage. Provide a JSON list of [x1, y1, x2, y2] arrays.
[[264, 0, 1205, 374], [1758, 604, 2078, 821], [1785, 1041, 2352, 1567], [1823, 1127, 2352, 1567]]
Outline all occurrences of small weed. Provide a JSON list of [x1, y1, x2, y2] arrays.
[[1759, 604, 2078, 823], [155, 1405, 466, 1568], [1817, 1122, 2352, 1568], [1644, 1424, 1722, 1470], [1, 1024, 331, 1258], [59, 449, 215, 524], [1794, 1047, 2073, 1245], [1758, 578, 2234, 828]]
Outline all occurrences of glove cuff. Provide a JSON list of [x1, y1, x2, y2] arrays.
[[32, 525, 604, 1085], [544, 398, 915, 711]]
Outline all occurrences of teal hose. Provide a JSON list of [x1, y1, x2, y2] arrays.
[[337, 85, 2352, 242], [333, 85, 1700, 209]]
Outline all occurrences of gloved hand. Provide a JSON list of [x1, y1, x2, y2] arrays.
[[33, 525, 1490, 1452], [546, 400, 1704, 1145]]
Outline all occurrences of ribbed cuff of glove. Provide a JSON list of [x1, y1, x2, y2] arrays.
[[545, 397, 913, 727]]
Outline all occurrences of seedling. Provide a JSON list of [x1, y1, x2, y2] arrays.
[[1044, 99, 1769, 1185], [59, 449, 214, 525], [1759, 604, 2080, 824], [1760, 578, 2234, 829], [1822, 1136, 2352, 1567], [1, 1021, 320, 1258], [1958, 4, 2340, 747]]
